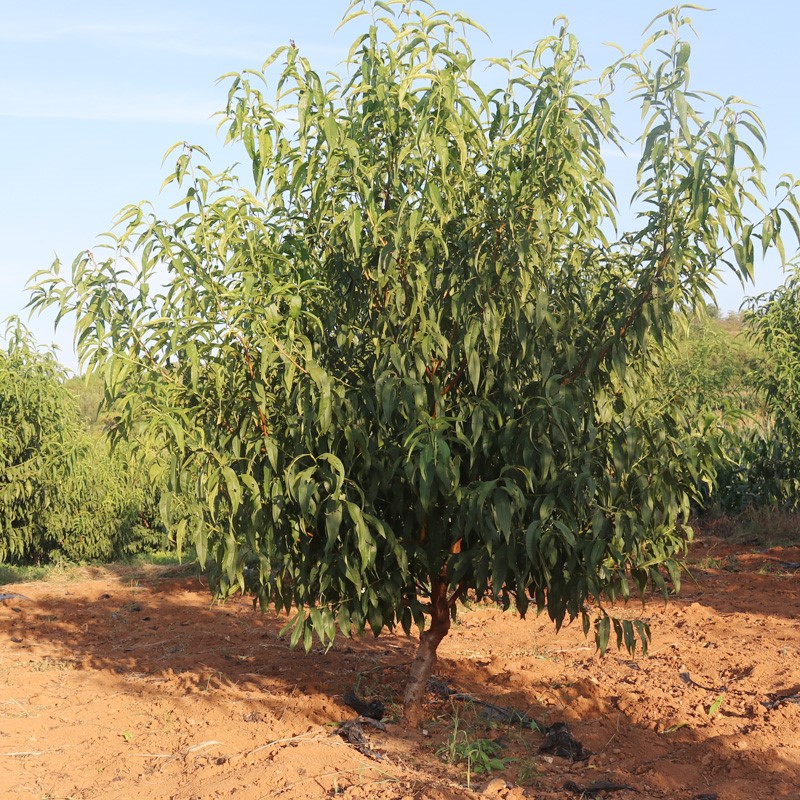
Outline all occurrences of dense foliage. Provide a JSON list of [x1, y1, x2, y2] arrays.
[[658, 293, 800, 514], [655, 311, 764, 511], [0, 320, 83, 562], [43, 435, 168, 562], [29, 2, 800, 723], [661, 309, 764, 417], [746, 271, 800, 441], [722, 270, 800, 511], [0, 322, 166, 564]]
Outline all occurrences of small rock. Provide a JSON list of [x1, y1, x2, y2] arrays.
[[482, 777, 508, 796]]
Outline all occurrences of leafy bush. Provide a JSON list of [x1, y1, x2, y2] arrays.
[[0, 321, 167, 564], [64, 373, 106, 429], [0, 320, 84, 562], [712, 427, 800, 512], [653, 310, 768, 513], [661, 309, 765, 417], [746, 271, 800, 440], [719, 270, 800, 512], [666, 275, 800, 516], [653, 277, 800, 517], [41, 436, 168, 562]]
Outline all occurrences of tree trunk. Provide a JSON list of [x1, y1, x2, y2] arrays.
[[403, 575, 451, 728]]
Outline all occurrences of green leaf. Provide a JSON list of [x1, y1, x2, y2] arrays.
[[675, 42, 691, 69], [325, 500, 343, 545], [222, 466, 242, 514], [595, 616, 611, 655], [426, 181, 444, 217], [349, 210, 362, 258], [468, 349, 480, 393], [323, 115, 339, 147], [708, 694, 725, 717], [493, 491, 512, 540], [294, 467, 316, 518]]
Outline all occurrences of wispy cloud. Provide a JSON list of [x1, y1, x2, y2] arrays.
[[0, 20, 345, 64], [0, 22, 169, 43], [1, 107, 215, 124], [0, 88, 218, 125], [149, 39, 347, 63]]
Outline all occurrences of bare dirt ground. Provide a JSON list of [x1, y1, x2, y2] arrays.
[[1, 536, 798, 800]]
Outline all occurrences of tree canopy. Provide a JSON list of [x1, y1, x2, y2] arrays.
[[0, 320, 82, 563], [0, 321, 167, 565], [731, 268, 800, 510], [30, 1, 800, 724]]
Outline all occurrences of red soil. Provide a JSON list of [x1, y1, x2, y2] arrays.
[[1, 537, 798, 799]]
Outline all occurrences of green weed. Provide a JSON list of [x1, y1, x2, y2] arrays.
[[708, 695, 725, 717], [438, 713, 511, 790]]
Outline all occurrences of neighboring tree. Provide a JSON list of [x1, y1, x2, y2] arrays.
[[746, 270, 800, 439], [660, 310, 765, 415], [726, 269, 800, 510], [0, 319, 84, 562], [65, 373, 106, 429], [30, 3, 799, 725], [41, 434, 169, 562], [654, 309, 770, 512], [0, 320, 167, 564]]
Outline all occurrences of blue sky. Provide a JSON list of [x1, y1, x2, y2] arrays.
[[2, 1, 798, 370]]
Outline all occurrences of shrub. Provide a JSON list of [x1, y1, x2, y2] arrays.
[[0, 321, 167, 564]]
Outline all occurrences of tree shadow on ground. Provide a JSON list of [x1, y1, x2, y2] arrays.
[[0, 563, 798, 800]]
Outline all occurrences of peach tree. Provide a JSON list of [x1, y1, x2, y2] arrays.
[[0, 320, 83, 562], [31, 3, 799, 724], [729, 270, 800, 509], [0, 321, 167, 565]]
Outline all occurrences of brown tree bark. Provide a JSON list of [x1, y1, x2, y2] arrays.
[[403, 574, 451, 728]]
